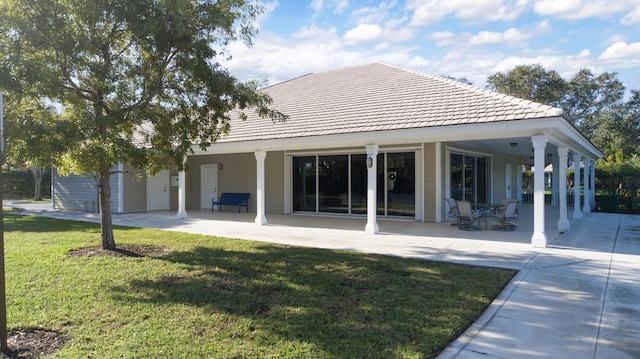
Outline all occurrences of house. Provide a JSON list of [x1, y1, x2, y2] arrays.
[[53, 62, 602, 247]]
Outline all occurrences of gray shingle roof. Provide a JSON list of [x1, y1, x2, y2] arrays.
[[220, 62, 564, 143]]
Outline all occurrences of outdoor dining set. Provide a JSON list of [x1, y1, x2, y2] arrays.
[[446, 198, 519, 231]]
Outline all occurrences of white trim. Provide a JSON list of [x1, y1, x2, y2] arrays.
[[193, 118, 601, 160], [117, 162, 124, 213], [531, 135, 548, 247], [255, 150, 267, 225], [415, 149, 423, 221], [446, 145, 492, 158], [284, 154, 292, 214]]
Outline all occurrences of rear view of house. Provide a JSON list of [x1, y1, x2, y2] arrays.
[[53, 62, 602, 247]]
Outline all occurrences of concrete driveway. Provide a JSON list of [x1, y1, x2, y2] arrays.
[[6, 201, 640, 358]]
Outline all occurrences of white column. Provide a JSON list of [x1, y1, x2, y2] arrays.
[[590, 160, 596, 209], [551, 160, 559, 205], [177, 166, 188, 219], [582, 159, 591, 214], [557, 147, 570, 230], [531, 135, 548, 247], [254, 150, 267, 225], [573, 153, 583, 219], [516, 165, 523, 203], [365, 144, 379, 234], [505, 164, 512, 199]]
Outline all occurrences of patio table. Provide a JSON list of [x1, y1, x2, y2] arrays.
[[472, 203, 503, 229]]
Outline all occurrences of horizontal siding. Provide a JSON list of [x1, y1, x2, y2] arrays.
[[53, 170, 98, 212], [123, 166, 147, 213], [265, 151, 285, 213]]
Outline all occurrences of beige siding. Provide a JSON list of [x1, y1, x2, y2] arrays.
[[423, 143, 439, 223], [187, 153, 256, 211], [122, 165, 147, 213], [265, 151, 285, 213], [187, 151, 286, 213]]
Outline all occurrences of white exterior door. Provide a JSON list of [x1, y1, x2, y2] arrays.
[[201, 164, 218, 209], [147, 170, 170, 211]]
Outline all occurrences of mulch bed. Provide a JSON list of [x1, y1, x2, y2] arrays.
[[1, 328, 64, 359], [68, 244, 170, 258]]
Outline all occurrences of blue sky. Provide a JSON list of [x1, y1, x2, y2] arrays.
[[223, 0, 640, 91]]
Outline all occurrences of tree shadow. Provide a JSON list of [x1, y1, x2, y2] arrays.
[[110, 245, 514, 358]]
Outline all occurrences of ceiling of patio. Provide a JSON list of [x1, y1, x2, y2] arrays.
[[451, 137, 559, 168]]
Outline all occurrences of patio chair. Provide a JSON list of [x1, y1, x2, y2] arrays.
[[492, 200, 519, 231], [493, 198, 518, 215], [456, 200, 481, 231], [446, 198, 460, 225]]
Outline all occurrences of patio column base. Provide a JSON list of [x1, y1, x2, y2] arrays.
[[531, 232, 548, 248], [176, 210, 188, 219], [365, 223, 379, 235], [557, 218, 570, 230]]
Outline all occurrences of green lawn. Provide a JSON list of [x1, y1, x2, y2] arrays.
[[4, 215, 516, 358]]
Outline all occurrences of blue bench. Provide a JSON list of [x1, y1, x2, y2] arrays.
[[211, 193, 250, 213]]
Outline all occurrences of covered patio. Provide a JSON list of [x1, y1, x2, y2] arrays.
[[142, 203, 569, 270]]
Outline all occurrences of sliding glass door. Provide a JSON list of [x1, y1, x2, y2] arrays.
[[450, 153, 489, 203], [293, 151, 416, 217]]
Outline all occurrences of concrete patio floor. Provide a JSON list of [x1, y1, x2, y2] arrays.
[[6, 201, 640, 358]]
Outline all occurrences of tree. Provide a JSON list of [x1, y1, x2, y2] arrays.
[[487, 64, 638, 154], [2, 95, 65, 200], [486, 64, 567, 106], [0, 0, 285, 250]]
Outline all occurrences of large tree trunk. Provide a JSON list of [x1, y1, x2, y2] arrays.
[[98, 170, 116, 250], [29, 166, 44, 201]]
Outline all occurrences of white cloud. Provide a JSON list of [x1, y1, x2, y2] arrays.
[[468, 28, 530, 45], [311, 0, 324, 13], [343, 24, 383, 45], [311, 0, 350, 14], [431, 31, 457, 47], [599, 42, 640, 65], [407, 0, 529, 26], [350, 1, 397, 24], [621, 6, 640, 25], [293, 25, 339, 40], [534, 0, 637, 20]]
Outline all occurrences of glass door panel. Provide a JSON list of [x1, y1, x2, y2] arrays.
[[350, 154, 367, 215], [451, 154, 463, 200], [464, 155, 476, 202], [386, 152, 415, 216], [318, 155, 348, 213], [293, 156, 316, 212]]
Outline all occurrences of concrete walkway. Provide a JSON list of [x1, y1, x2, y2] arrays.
[[6, 202, 640, 358]]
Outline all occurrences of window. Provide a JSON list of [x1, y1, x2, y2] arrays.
[[450, 153, 489, 203], [292, 151, 416, 217]]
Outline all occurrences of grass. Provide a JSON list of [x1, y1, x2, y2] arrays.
[[4, 215, 516, 358]]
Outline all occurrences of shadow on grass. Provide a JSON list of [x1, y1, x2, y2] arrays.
[[4, 214, 137, 234], [111, 245, 515, 358]]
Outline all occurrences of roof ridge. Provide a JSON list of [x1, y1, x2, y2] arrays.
[[376, 61, 564, 117]]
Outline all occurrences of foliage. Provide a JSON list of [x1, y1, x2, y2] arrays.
[[595, 155, 640, 213], [0, 0, 285, 249], [3, 167, 51, 198], [595, 155, 640, 197], [4, 215, 515, 358], [486, 64, 638, 155], [1, 95, 67, 199], [486, 64, 566, 106]]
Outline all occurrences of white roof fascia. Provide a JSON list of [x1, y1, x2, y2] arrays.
[[190, 117, 602, 159]]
